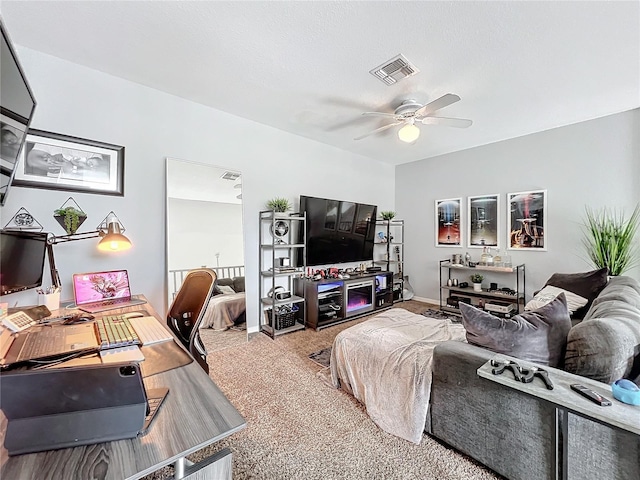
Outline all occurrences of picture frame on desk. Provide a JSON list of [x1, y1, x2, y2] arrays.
[[12, 128, 124, 196]]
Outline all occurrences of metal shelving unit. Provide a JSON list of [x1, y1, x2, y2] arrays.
[[439, 260, 526, 316], [374, 219, 406, 302], [259, 210, 306, 337]]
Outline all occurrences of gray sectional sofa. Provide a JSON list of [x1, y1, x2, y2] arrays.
[[428, 275, 640, 480]]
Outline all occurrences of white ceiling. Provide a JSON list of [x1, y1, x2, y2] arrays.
[[167, 159, 242, 204], [1, 1, 638, 166]]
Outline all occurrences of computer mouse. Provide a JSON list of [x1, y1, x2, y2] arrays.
[[122, 312, 144, 319]]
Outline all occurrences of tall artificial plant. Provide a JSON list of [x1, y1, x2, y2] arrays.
[[582, 205, 640, 276]]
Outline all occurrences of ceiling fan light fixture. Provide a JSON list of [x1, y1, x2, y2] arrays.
[[398, 123, 420, 143]]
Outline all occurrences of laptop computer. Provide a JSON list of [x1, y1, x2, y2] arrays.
[[0, 323, 99, 369], [73, 270, 146, 313]]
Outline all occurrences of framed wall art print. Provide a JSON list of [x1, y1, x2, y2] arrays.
[[467, 194, 499, 248], [507, 189, 546, 251], [12, 129, 124, 196], [435, 197, 462, 247]]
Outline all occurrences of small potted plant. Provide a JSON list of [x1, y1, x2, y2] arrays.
[[54, 206, 87, 235], [380, 211, 396, 221], [470, 273, 484, 292], [266, 197, 292, 214]]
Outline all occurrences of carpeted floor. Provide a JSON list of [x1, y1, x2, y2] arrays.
[[146, 301, 497, 480]]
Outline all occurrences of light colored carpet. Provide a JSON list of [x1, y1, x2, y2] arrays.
[[199, 323, 248, 353], [145, 301, 498, 479]]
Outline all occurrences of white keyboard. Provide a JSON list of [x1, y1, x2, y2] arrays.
[[129, 316, 173, 345]]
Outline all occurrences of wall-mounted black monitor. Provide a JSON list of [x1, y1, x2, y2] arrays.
[[0, 230, 48, 295], [1, 18, 37, 206], [298, 195, 377, 267]]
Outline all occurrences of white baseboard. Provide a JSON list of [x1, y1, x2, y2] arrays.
[[409, 296, 439, 305]]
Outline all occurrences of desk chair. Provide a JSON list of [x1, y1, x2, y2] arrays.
[[167, 268, 216, 373]]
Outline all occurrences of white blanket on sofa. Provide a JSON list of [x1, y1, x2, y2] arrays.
[[200, 292, 246, 330], [330, 308, 466, 444]]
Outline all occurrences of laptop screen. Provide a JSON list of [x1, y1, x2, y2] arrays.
[[73, 270, 132, 305]]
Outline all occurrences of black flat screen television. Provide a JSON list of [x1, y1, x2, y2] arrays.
[[298, 195, 377, 267], [0, 230, 48, 295]]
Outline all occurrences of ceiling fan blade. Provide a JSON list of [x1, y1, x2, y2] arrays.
[[362, 111, 399, 119], [414, 93, 461, 117], [354, 121, 402, 140], [420, 116, 473, 128]]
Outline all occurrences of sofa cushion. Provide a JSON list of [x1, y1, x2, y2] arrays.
[[543, 268, 608, 319], [564, 276, 640, 383], [459, 294, 572, 367], [525, 285, 588, 314]]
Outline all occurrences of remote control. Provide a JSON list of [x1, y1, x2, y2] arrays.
[[570, 384, 612, 406]]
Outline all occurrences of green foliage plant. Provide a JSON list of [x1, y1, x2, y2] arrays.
[[266, 197, 291, 213], [54, 206, 85, 235], [582, 205, 640, 276], [380, 211, 396, 220], [470, 273, 484, 284]]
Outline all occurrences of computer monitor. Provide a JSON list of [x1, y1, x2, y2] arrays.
[[0, 230, 48, 295]]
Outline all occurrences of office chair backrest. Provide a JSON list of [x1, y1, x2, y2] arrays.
[[167, 268, 216, 373]]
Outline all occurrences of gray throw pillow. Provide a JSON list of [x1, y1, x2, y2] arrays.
[[543, 268, 608, 319], [460, 294, 572, 367]]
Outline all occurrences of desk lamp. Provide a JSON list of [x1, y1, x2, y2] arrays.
[[47, 211, 132, 287]]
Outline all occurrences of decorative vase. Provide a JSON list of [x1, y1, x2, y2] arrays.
[[473, 282, 482, 292]]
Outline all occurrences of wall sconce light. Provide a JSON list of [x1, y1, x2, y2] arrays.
[[97, 212, 132, 251], [48, 211, 132, 251], [46, 211, 132, 288]]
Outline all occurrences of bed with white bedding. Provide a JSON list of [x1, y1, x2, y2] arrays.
[[200, 291, 246, 330]]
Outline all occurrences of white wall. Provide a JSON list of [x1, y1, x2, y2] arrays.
[[168, 198, 244, 270], [0, 47, 395, 333], [396, 109, 640, 303]]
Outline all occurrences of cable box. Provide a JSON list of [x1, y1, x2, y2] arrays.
[[366, 267, 382, 273], [485, 302, 517, 314]]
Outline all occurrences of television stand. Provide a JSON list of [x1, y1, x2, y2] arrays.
[[295, 271, 394, 330]]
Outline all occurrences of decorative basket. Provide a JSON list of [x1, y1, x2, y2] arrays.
[[267, 307, 299, 329]]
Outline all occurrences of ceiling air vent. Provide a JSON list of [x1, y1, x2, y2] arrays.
[[369, 54, 419, 85], [220, 171, 241, 181]]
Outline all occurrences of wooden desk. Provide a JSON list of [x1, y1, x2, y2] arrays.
[[0, 296, 246, 479]]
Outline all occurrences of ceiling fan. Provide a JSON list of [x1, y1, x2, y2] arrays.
[[354, 93, 472, 143]]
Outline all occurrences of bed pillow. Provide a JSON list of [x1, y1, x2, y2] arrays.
[[543, 268, 608, 319], [217, 285, 236, 295], [460, 293, 572, 367], [213, 278, 235, 295], [525, 285, 588, 314]]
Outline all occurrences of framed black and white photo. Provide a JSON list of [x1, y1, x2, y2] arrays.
[[435, 197, 461, 247], [0, 112, 28, 172], [467, 194, 500, 248], [12, 129, 124, 196], [508, 190, 546, 250]]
